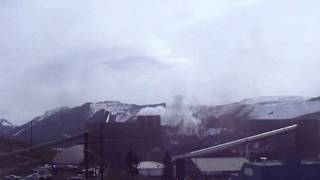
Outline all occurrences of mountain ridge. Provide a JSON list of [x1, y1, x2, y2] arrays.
[[6, 101, 166, 143], [2, 96, 320, 144]]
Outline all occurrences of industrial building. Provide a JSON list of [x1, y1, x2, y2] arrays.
[[231, 159, 320, 180], [188, 157, 249, 180], [86, 114, 164, 168], [173, 119, 320, 180]]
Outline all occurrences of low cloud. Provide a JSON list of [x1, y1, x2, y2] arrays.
[[1, 0, 320, 124]]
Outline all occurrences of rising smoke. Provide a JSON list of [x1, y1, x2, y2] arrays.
[[138, 95, 200, 134]]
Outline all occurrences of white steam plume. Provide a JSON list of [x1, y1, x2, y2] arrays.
[[138, 95, 200, 134]]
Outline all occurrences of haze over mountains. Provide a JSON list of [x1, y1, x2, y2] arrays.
[[1, 96, 320, 144], [2, 0, 320, 126]]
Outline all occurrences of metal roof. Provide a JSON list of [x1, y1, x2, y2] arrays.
[[137, 161, 164, 169], [191, 157, 249, 173]]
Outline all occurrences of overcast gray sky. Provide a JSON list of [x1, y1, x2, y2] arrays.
[[1, 0, 320, 124]]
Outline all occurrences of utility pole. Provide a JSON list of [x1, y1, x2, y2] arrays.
[[84, 132, 89, 180], [245, 143, 250, 160], [30, 120, 33, 153], [100, 113, 105, 180]]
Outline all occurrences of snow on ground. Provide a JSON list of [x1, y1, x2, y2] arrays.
[[89, 101, 166, 122], [89, 101, 137, 122], [12, 128, 24, 136], [239, 96, 306, 105], [37, 107, 70, 121], [0, 119, 15, 127], [248, 99, 320, 119], [200, 96, 320, 120]]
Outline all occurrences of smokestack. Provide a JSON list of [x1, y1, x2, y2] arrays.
[[295, 119, 320, 158], [175, 158, 185, 180]]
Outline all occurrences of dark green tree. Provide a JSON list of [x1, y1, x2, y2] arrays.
[[125, 149, 139, 175], [162, 151, 174, 180]]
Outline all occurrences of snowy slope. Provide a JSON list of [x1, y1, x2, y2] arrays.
[[245, 97, 320, 119], [10, 107, 70, 137], [194, 96, 320, 120], [37, 107, 70, 122], [89, 101, 139, 122], [89, 101, 166, 122], [0, 119, 16, 137], [0, 119, 15, 127], [9, 101, 165, 143]]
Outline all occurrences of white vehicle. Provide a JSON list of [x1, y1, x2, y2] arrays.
[[52, 164, 78, 170], [4, 175, 21, 180], [25, 173, 37, 179], [33, 166, 51, 173], [20, 173, 37, 180], [67, 164, 78, 169]]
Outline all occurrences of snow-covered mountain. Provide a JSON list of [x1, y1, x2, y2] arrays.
[[8, 101, 165, 143], [0, 119, 14, 127], [88, 101, 145, 122], [0, 119, 16, 137], [4, 96, 320, 145], [193, 96, 320, 121]]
